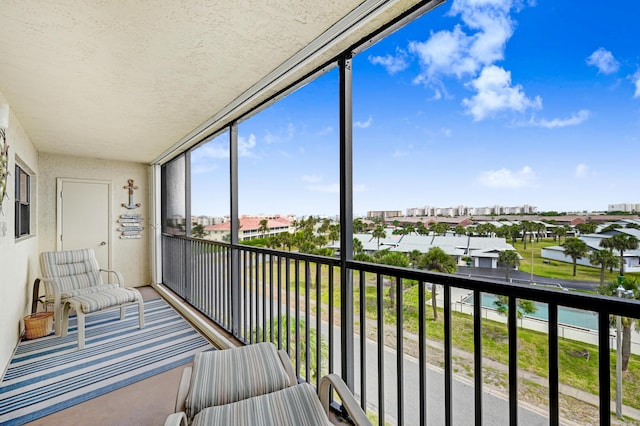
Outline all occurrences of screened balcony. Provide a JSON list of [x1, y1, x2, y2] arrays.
[[2, 1, 640, 425]]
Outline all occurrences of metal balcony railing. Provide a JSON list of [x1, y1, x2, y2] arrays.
[[162, 234, 640, 425]]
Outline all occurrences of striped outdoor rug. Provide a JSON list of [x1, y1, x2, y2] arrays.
[[0, 298, 213, 425]]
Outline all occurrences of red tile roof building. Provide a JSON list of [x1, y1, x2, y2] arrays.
[[204, 215, 293, 241]]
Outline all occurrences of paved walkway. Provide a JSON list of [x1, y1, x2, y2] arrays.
[[456, 266, 599, 291]]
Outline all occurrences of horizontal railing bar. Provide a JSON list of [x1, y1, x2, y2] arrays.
[[347, 259, 640, 316]]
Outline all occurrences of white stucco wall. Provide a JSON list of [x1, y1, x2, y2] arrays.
[[0, 106, 39, 373], [38, 153, 151, 288]]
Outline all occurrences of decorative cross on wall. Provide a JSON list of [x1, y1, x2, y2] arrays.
[[122, 179, 141, 209]]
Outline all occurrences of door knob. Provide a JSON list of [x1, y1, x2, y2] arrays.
[[100, 241, 107, 246]]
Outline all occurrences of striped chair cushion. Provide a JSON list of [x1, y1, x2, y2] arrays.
[[191, 383, 331, 426], [185, 342, 292, 421], [67, 287, 139, 314], [40, 249, 104, 293], [60, 284, 119, 299]]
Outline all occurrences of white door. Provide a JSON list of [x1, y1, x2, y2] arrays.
[[57, 178, 111, 269]]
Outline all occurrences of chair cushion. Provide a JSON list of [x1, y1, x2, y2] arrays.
[[40, 249, 103, 293], [185, 342, 292, 421], [66, 287, 139, 314], [191, 383, 331, 426], [60, 284, 119, 299]]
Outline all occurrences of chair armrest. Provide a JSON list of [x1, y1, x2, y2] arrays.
[[319, 374, 372, 426], [39, 277, 63, 306], [175, 366, 192, 413], [164, 412, 187, 426], [100, 269, 125, 287], [277, 349, 298, 386]]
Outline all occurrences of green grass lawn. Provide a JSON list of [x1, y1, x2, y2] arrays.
[[512, 238, 640, 285]]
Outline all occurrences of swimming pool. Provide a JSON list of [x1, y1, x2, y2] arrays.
[[464, 293, 599, 331]]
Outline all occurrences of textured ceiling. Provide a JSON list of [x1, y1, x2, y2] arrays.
[[0, 1, 428, 163]]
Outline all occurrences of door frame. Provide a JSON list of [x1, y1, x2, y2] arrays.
[[56, 177, 113, 269]]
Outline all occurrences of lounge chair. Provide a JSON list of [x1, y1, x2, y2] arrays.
[[166, 342, 370, 426], [38, 248, 144, 349]]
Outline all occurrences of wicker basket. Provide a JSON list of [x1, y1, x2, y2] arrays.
[[24, 312, 54, 339]]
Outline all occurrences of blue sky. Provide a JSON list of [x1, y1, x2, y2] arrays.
[[191, 0, 640, 217]]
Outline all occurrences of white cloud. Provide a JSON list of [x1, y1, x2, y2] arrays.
[[192, 142, 229, 160], [530, 109, 590, 128], [238, 134, 257, 157], [354, 116, 373, 129], [462, 65, 542, 120], [632, 71, 640, 98], [409, 26, 476, 82], [392, 150, 409, 157], [409, 0, 516, 85], [575, 163, 589, 178], [316, 126, 334, 136], [586, 48, 620, 74], [302, 174, 323, 183], [406, 0, 545, 122], [369, 48, 409, 75], [264, 123, 296, 144], [477, 165, 536, 188]]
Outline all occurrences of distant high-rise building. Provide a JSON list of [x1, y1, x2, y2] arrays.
[[367, 210, 403, 220], [406, 204, 538, 217], [608, 203, 640, 213]]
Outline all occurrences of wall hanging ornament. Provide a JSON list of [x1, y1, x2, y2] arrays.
[[0, 134, 7, 209], [0, 103, 9, 211], [122, 179, 141, 209]]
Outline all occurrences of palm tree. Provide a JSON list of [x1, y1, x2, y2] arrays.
[[416, 222, 428, 236], [498, 250, 520, 282], [493, 296, 537, 324], [600, 277, 640, 371], [408, 249, 422, 268], [494, 225, 506, 239], [353, 218, 365, 234], [589, 249, 618, 287], [562, 237, 590, 276], [508, 224, 521, 244], [602, 233, 639, 276], [403, 223, 415, 236], [434, 222, 449, 236], [318, 218, 331, 235], [253, 316, 328, 381], [191, 222, 206, 238], [258, 219, 269, 238], [328, 224, 339, 245], [521, 220, 532, 249], [419, 247, 457, 321], [353, 237, 363, 255], [576, 222, 598, 235], [454, 225, 466, 236], [487, 223, 498, 237], [372, 225, 386, 250], [376, 251, 409, 309], [534, 222, 546, 242], [551, 226, 565, 242]]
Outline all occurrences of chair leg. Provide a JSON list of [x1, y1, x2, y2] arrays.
[[76, 309, 86, 350], [54, 303, 63, 336], [61, 302, 70, 337], [138, 297, 145, 329]]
